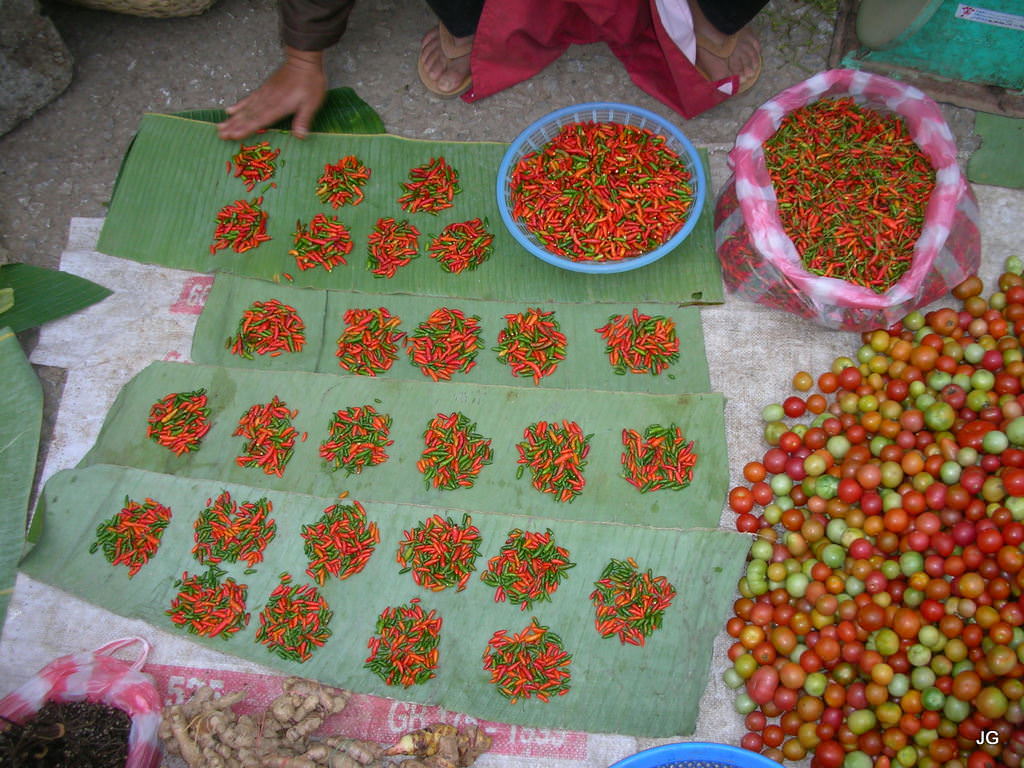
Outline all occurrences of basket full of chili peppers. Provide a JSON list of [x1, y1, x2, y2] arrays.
[[498, 102, 706, 274], [714, 69, 980, 331]]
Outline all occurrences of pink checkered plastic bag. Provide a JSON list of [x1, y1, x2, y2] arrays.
[[714, 69, 981, 331], [0, 636, 162, 768]]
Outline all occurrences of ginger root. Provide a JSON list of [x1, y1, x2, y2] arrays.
[[159, 681, 490, 768]]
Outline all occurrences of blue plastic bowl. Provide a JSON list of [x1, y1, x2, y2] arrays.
[[609, 742, 783, 768], [497, 102, 706, 275]]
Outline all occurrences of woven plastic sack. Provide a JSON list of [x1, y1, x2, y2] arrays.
[[714, 69, 981, 331], [0, 637, 162, 768]]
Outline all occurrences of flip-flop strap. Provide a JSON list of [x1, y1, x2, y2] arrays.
[[695, 32, 739, 60], [438, 22, 473, 60]]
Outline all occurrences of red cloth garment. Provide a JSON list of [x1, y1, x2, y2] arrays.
[[463, 0, 736, 119]]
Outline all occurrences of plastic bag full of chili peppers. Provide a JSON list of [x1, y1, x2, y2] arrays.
[[715, 69, 980, 331], [0, 637, 163, 768]]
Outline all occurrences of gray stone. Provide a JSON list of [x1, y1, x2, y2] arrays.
[[0, 0, 73, 137]]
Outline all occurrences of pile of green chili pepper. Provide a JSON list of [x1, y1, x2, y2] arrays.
[[255, 573, 333, 663], [482, 618, 572, 704], [481, 528, 575, 611], [89, 496, 172, 577], [364, 598, 443, 687], [590, 556, 676, 646], [301, 501, 380, 585]]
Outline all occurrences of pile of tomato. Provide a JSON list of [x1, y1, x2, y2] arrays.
[[724, 262, 1024, 768]]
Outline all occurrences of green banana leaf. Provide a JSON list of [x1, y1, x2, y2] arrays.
[[80, 362, 729, 528], [0, 264, 112, 333], [175, 87, 385, 135], [0, 327, 43, 632], [26, 463, 750, 737], [191, 273, 712, 394], [97, 113, 722, 305]]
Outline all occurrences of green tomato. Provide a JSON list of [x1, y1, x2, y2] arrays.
[[733, 692, 756, 715], [896, 745, 918, 767], [786, 572, 809, 598], [924, 402, 956, 432], [911, 666, 936, 690], [843, 751, 873, 768], [762, 504, 783, 525], [770, 473, 793, 497], [804, 671, 827, 697], [733, 653, 757, 679], [888, 673, 910, 697], [845, 575, 864, 596], [918, 625, 942, 649], [914, 393, 936, 411], [903, 310, 925, 331], [826, 518, 848, 543], [903, 588, 924, 607], [1007, 254, 1024, 275], [750, 539, 773, 561], [971, 369, 995, 392], [875, 628, 901, 656], [821, 543, 846, 568], [1006, 416, 1024, 446], [763, 420, 788, 445], [847, 709, 877, 735], [921, 686, 945, 710], [927, 371, 952, 391], [804, 452, 827, 477], [761, 403, 785, 422], [907, 644, 932, 667], [723, 667, 744, 689], [967, 388, 990, 412], [900, 550, 924, 577], [881, 559, 901, 579], [856, 345, 874, 364], [956, 446, 979, 467], [983, 429, 1010, 455], [964, 343, 986, 364], [814, 474, 838, 500], [952, 372, 973, 391], [940, 460, 962, 484]]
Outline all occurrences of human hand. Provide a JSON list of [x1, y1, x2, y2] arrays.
[[217, 47, 327, 140]]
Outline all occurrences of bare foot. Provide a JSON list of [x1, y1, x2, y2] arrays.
[[686, 0, 761, 87], [418, 25, 473, 96]]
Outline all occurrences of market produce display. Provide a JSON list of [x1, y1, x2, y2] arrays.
[[98, 115, 722, 304], [192, 275, 714, 395], [723, 264, 1024, 767]]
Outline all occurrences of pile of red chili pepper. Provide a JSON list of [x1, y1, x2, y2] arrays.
[[494, 307, 567, 385], [596, 309, 680, 376], [146, 389, 211, 455], [516, 419, 591, 502], [210, 197, 271, 255], [166, 565, 250, 639], [316, 155, 371, 208], [721, 263, 1024, 767], [397, 513, 482, 592], [233, 396, 299, 476], [319, 404, 393, 475], [228, 140, 280, 191], [621, 423, 699, 492], [290, 213, 353, 272], [509, 121, 695, 262], [417, 412, 493, 490], [398, 156, 460, 214], [192, 490, 277, 568], [88, 496, 172, 577], [226, 299, 306, 359], [367, 217, 420, 278], [590, 556, 677, 646], [427, 218, 494, 274], [301, 500, 380, 585], [482, 618, 573, 703], [763, 97, 936, 293], [255, 573, 333, 663], [407, 307, 482, 382], [480, 528, 575, 610], [364, 598, 443, 687], [336, 307, 406, 375]]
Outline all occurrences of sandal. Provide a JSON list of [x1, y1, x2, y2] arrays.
[[418, 23, 473, 98], [695, 32, 762, 95]]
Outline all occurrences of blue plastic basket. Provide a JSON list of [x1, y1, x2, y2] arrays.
[[609, 743, 782, 768], [496, 102, 707, 275]]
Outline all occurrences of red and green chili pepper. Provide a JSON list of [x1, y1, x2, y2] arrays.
[[319, 404, 393, 474], [494, 307, 567, 385], [480, 528, 575, 611], [364, 598, 442, 687], [234, 396, 298, 476], [192, 490, 277, 568], [596, 309, 679, 375], [621, 423, 698, 492], [256, 573, 333, 663], [210, 196, 271, 254], [417, 412, 493, 490], [316, 155, 371, 208], [301, 500, 379, 585], [482, 618, 572, 703], [516, 419, 591, 502], [763, 97, 935, 293], [89, 496, 172, 577], [407, 307, 482, 382], [427, 218, 494, 274], [290, 213, 353, 272], [590, 556, 676, 646], [509, 121, 694, 262], [146, 389, 211, 455], [167, 565, 250, 639], [336, 307, 406, 375], [397, 513, 482, 592], [229, 141, 280, 191], [226, 299, 306, 359], [398, 156, 460, 214], [367, 217, 420, 278]]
